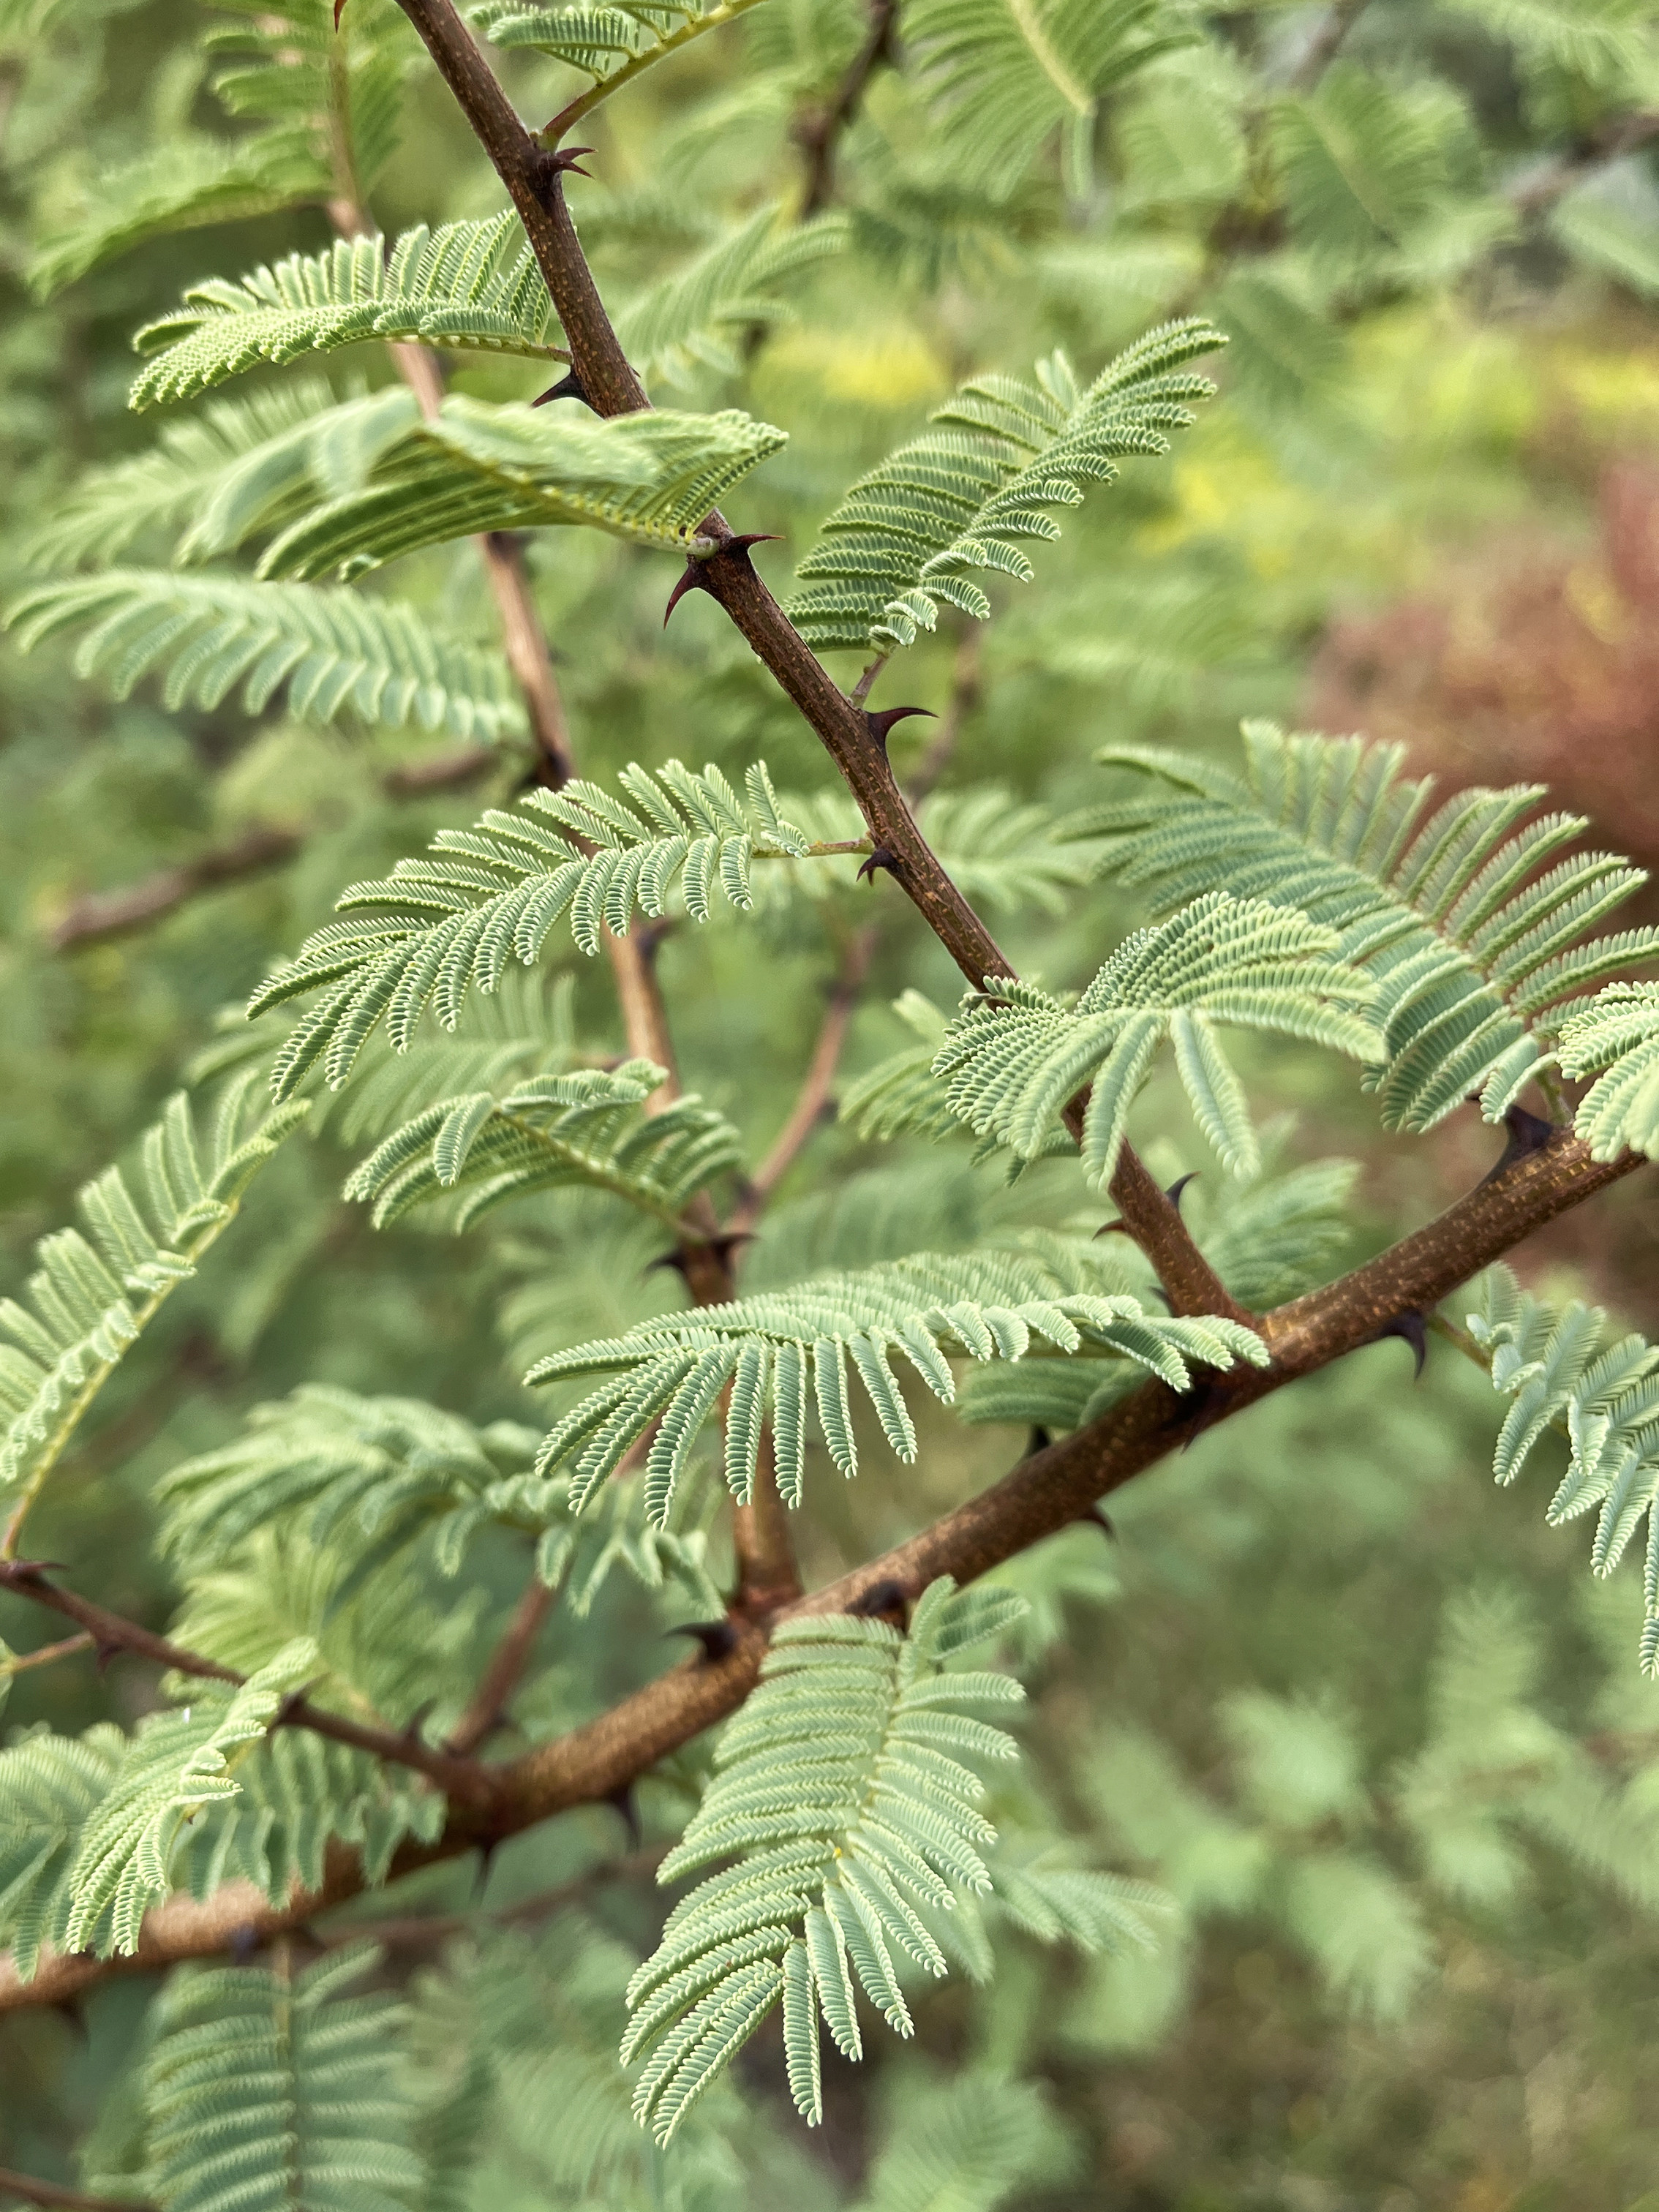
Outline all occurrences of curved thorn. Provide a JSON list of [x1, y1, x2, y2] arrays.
[[532, 368, 590, 409], [1370, 1307, 1429, 1379], [857, 846, 900, 886], [667, 1619, 739, 1662], [865, 705, 936, 751]]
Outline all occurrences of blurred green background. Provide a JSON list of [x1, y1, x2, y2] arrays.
[[6, 3, 1659, 2206]]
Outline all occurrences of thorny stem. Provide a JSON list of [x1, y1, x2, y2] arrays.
[[1, 1120, 1641, 2012], [3, 0, 1648, 2014], [385, 0, 1233, 1309]]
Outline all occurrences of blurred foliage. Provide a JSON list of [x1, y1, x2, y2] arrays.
[[4, 0, 1659, 2207]]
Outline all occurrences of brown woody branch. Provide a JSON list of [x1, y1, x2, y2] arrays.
[[0, 1565, 492, 1805], [1, 1118, 1639, 2013], [4, 0, 1640, 2021]]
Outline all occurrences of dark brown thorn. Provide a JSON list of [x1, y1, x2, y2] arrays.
[[470, 1840, 498, 1901], [606, 1782, 642, 1846], [646, 1232, 755, 1280], [52, 1996, 88, 2041], [1076, 1502, 1116, 1539], [857, 846, 900, 886], [549, 145, 596, 178], [333, 0, 346, 23], [663, 559, 715, 626], [1023, 1425, 1052, 1459], [1162, 1377, 1234, 1442], [401, 1698, 438, 1746], [864, 705, 936, 753], [1370, 1307, 1429, 1378], [229, 1922, 262, 1963], [532, 368, 590, 409], [849, 1576, 910, 1625], [667, 1619, 738, 1662], [1479, 1102, 1557, 1186], [93, 1642, 121, 1679], [1166, 1172, 1199, 1211]]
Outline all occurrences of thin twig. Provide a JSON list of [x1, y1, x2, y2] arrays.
[[306, 1843, 670, 1951], [1508, 110, 1659, 219], [730, 924, 877, 1232], [446, 1578, 553, 1755], [0, 1565, 492, 1804], [0, 1631, 94, 1677], [49, 749, 498, 952], [906, 627, 982, 806], [795, 0, 900, 218], [1288, 0, 1373, 94], [0, 2170, 154, 2212]]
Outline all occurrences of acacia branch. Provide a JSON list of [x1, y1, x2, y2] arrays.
[[1, 1118, 1639, 2013], [0, 1565, 492, 1805], [388, 0, 1235, 1318]]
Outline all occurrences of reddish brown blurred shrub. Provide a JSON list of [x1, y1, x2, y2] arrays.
[[1306, 459, 1659, 868]]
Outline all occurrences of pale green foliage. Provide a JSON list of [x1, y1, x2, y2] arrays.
[[789, 323, 1224, 653], [154, 1382, 719, 1620], [138, 1945, 421, 2212], [31, 0, 410, 296], [248, 760, 832, 1098], [6, 571, 525, 742], [933, 893, 1380, 1185], [26, 380, 405, 571], [622, 1579, 1028, 2138], [342, 1059, 742, 1228], [1074, 724, 1659, 1131], [0, 1079, 306, 1505], [0, 1644, 320, 1975], [470, 0, 770, 115], [528, 1238, 1268, 1519], [839, 992, 966, 1145], [1551, 162, 1659, 299], [850, 2071, 1075, 2212], [255, 397, 786, 577], [1466, 1265, 1659, 1671], [782, 786, 1096, 915], [1557, 981, 1659, 1159], [130, 217, 563, 410], [906, 0, 1195, 197], [1271, 67, 1463, 270], [614, 203, 849, 386]]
